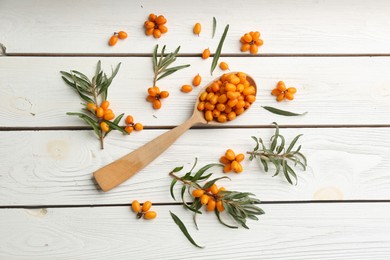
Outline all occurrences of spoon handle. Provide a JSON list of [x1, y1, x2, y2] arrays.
[[93, 113, 201, 191]]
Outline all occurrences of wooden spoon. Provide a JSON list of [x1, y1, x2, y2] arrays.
[[93, 73, 256, 191]]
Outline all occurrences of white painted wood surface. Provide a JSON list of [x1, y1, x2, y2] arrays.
[[1, 204, 390, 259], [1, 57, 390, 127], [1, 0, 390, 54], [1, 0, 390, 258], [1, 127, 389, 205]]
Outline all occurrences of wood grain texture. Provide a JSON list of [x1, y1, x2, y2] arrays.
[[2, 0, 390, 54], [1, 203, 389, 259], [1, 57, 390, 127], [1, 128, 389, 206]]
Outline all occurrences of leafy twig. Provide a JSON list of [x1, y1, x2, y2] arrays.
[[248, 122, 307, 185]]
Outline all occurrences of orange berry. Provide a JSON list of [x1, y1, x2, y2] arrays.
[[217, 114, 227, 123], [134, 123, 143, 131], [131, 200, 141, 213], [216, 200, 225, 212], [142, 201, 152, 212], [218, 187, 226, 193], [277, 81, 287, 92], [145, 28, 154, 36], [218, 94, 228, 104], [211, 82, 220, 92], [96, 107, 104, 118], [223, 163, 231, 173], [243, 86, 256, 96], [245, 95, 256, 103], [160, 91, 169, 99], [255, 39, 264, 46], [109, 35, 118, 46], [271, 88, 282, 96], [153, 29, 162, 38], [243, 33, 252, 43], [219, 62, 229, 71], [241, 43, 250, 52], [158, 25, 168, 34], [144, 211, 157, 220], [197, 102, 205, 111], [181, 85, 193, 93], [287, 87, 297, 94], [225, 149, 235, 161], [235, 154, 245, 162], [153, 99, 161, 109], [285, 92, 294, 100], [125, 115, 134, 125], [252, 31, 261, 41], [250, 44, 258, 54], [220, 156, 231, 165], [125, 126, 134, 134], [210, 184, 219, 195], [193, 23, 201, 35], [193, 74, 201, 87], [202, 48, 210, 59], [104, 112, 115, 121], [86, 103, 97, 112], [206, 199, 216, 211], [200, 194, 209, 205], [155, 15, 167, 25], [216, 103, 226, 112], [100, 122, 109, 132], [199, 91, 208, 101], [148, 13, 157, 22], [205, 110, 213, 121], [117, 31, 128, 39], [144, 21, 155, 29], [204, 102, 215, 111], [192, 189, 204, 198], [101, 100, 110, 110], [235, 162, 243, 173], [148, 87, 158, 97], [227, 111, 236, 121], [231, 160, 240, 172], [146, 95, 155, 102], [277, 93, 285, 102]]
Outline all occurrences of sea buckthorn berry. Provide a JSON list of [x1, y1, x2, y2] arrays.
[[225, 83, 236, 92], [271, 89, 282, 96], [144, 21, 155, 29], [243, 33, 252, 43], [134, 123, 143, 131], [96, 107, 104, 118], [152, 99, 161, 109], [193, 23, 201, 35], [181, 85, 193, 93], [104, 112, 115, 121], [148, 87, 158, 97], [192, 189, 204, 198], [193, 74, 201, 87], [227, 111, 236, 121], [219, 62, 229, 71], [287, 87, 297, 94], [231, 160, 240, 172], [155, 15, 167, 25], [236, 100, 246, 109], [250, 44, 258, 54], [142, 201, 152, 212], [160, 91, 169, 99], [245, 95, 256, 103], [199, 92, 207, 101], [118, 31, 128, 39], [206, 92, 214, 101], [100, 122, 109, 132], [211, 82, 220, 92], [87, 103, 97, 112], [255, 39, 264, 46], [146, 95, 155, 102], [235, 154, 245, 162], [277, 93, 285, 102], [218, 187, 226, 193], [216, 200, 225, 212], [125, 115, 134, 125], [227, 98, 238, 108], [240, 31, 263, 54], [202, 48, 210, 59], [217, 94, 228, 104], [153, 29, 162, 39], [217, 114, 227, 123], [158, 25, 168, 34], [241, 43, 250, 52], [224, 106, 232, 114], [125, 126, 134, 134], [223, 163, 231, 173], [277, 81, 286, 92], [144, 211, 157, 220], [131, 200, 141, 213], [109, 35, 118, 46], [216, 103, 226, 112], [225, 149, 235, 161], [285, 92, 294, 100], [206, 199, 216, 211], [148, 13, 157, 22], [205, 110, 213, 121], [200, 194, 209, 205], [145, 28, 154, 36], [243, 86, 256, 96], [252, 31, 261, 41], [209, 95, 218, 105], [210, 184, 219, 195], [220, 156, 230, 165], [197, 102, 205, 111], [212, 109, 220, 118], [204, 102, 215, 111], [235, 163, 243, 173], [235, 107, 245, 115]]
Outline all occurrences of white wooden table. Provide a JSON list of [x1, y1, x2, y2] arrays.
[[1, 0, 390, 259]]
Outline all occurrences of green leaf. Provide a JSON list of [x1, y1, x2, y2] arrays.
[[276, 135, 285, 154], [286, 163, 298, 185], [215, 210, 238, 229], [282, 160, 293, 185], [286, 134, 303, 153], [71, 70, 91, 84], [260, 158, 269, 172], [192, 163, 223, 182], [202, 176, 230, 189], [153, 44, 158, 71], [169, 211, 204, 248], [156, 64, 190, 81], [262, 106, 308, 116], [172, 166, 184, 173], [211, 24, 229, 75], [170, 179, 177, 200], [67, 112, 100, 137], [212, 17, 217, 38], [105, 120, 128, 135]]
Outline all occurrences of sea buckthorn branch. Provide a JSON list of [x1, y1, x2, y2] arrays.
[[169, 160, 264, 231], [60, 61, 128, 149], [247, 122, 307, 185]]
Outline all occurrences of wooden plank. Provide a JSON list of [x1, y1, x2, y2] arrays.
[[0, 203, 389, 259], [1, 0, 390, 54], [1, 56, 390, 127], [1, 128, 389, 206]]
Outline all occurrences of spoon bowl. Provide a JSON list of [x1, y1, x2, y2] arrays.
[[94, 72, 257, 191]]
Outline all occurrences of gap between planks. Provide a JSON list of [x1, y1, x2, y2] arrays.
[[1, 124, 390, 131], [2, 200, 390, 209]]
